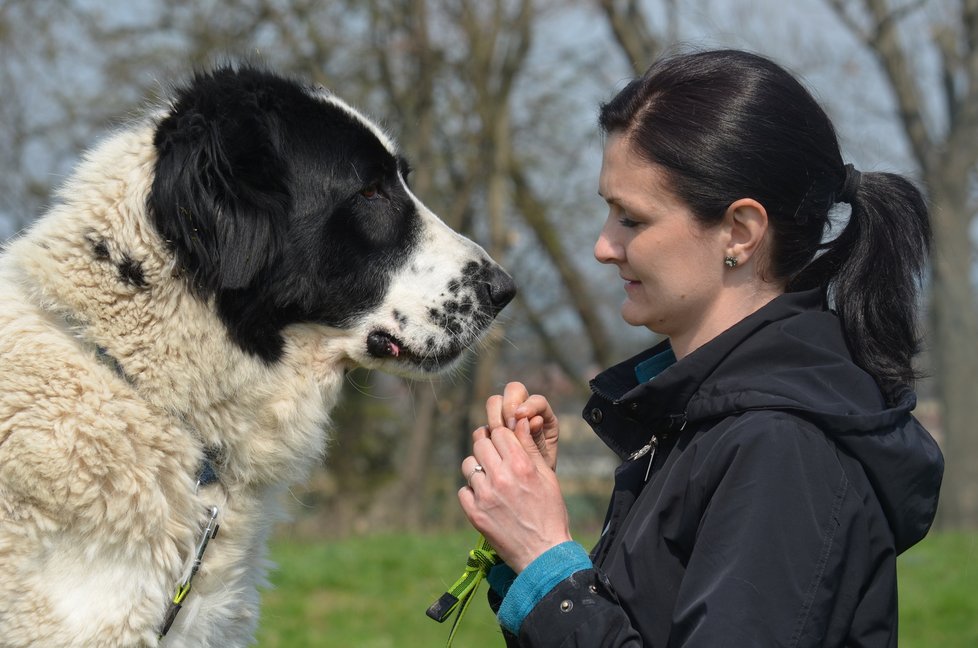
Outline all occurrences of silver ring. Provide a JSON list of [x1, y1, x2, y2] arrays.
[[467, 464, 485, 486]]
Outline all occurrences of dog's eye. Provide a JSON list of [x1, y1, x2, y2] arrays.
[[360, 184, 381, 201]]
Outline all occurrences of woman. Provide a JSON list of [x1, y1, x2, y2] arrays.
[[458, 49, 943, 647]]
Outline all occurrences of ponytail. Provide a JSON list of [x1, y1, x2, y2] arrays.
[[790, 169, 931, 397]]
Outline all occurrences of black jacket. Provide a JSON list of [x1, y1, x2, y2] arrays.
[[504, 290, 943, 647]]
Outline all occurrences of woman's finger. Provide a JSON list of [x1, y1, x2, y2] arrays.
[[485, 394, 504, 431], [472, 434, 502, 472], [460, 455, 489, 490], [489, 420, 548, 472], [514, 394, 556, 426], [471, 424, 490, 444], [501, 382, 530, 429]]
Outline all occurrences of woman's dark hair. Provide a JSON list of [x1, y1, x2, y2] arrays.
[[599, 49, 930, 399]]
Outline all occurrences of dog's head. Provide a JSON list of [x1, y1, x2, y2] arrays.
[[149, 66, 515, 375]]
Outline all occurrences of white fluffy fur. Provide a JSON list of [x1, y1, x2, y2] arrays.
[[0, 101, 498, 645]]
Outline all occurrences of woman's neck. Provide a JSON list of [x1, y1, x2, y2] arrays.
[[668, 283, 785, 359]]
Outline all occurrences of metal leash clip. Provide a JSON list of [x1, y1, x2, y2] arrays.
[[159, 506, 220, 638]]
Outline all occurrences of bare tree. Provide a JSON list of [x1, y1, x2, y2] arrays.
[[0, 1, 104, 232], [827, 0, 978, 528], [510, 161, 615, 369], [597, 0, 664, 75]]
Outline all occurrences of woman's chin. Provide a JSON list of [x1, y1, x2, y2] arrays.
[[620, 303, 649, 328], [621, 305, 669, 337]]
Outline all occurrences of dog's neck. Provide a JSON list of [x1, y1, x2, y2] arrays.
[[11, 237, 343, 492], [5, 123, 349, 489], [53, 312, 223, 489], [58, 294, 346, 488]]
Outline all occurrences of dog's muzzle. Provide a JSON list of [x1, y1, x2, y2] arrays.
[[479, 265, 517, 316]]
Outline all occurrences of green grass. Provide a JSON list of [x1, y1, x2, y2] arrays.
[[256, 530, 977, 647], [255, 531, 502, 648], [898, 532, 978, 647]]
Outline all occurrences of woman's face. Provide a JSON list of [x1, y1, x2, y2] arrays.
[[595, 133, 728, 346]]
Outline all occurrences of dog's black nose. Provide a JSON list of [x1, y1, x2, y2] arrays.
[[485, 266, 517, 315]]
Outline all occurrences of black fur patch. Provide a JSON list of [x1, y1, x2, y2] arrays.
[[149, 65, 420, 362], [118, 256, 148, 288], [93, 240, 111, 260], [393, 310, 409, 328], [424, 260, 512, 338]]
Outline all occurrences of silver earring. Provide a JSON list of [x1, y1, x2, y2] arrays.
[[724, 256, 738, 268]]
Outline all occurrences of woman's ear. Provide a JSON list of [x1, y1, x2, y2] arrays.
[[722, 198, 769, 265]]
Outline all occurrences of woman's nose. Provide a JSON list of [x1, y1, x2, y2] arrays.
[[594, 226, 621, 265]]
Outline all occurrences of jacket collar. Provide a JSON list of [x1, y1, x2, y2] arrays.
[[585, 289, 826, 459], [585, 288, 943, 552]]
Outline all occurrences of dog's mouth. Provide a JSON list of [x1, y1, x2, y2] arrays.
[[367, 330, 409, 360], [366, 330, 466, 372]]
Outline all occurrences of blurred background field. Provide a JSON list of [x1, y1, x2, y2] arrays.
[[255, 529, 977, 647]]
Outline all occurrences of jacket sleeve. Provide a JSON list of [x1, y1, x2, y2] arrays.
[[515, 567, 644, 647], [488, 544, 643, 647], [667, 414, 855, 647]]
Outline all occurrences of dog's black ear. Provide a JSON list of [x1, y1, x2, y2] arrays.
[[150, 66, 291, 294]]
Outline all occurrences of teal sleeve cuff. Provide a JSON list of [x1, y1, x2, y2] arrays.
[[488, 563, 517, 598], [496, 541, 593, 636]]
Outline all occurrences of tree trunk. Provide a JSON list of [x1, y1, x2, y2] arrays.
[[510, 161, 614, 368], [928, 177, 978, 528], [379, 387, 440, 531], [856, 0, 978, 529]]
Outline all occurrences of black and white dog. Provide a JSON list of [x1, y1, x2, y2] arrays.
[[0, 66, 514, 647]]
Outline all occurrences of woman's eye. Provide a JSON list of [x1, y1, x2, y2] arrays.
[[618, 216, 639, 228], [360, 184, 381, 200]]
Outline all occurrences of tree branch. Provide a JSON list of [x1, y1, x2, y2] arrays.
[[953, 0, 978, 144], [826, 0, 872, 41], [828, 0, 934, 169], [510, 158, 613, 368], [596, 0, 661, 76]]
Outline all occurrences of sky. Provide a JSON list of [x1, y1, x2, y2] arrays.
[[0, 0, 956, 248]]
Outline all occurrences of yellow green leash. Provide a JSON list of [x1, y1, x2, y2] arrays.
[[426, 534, 501, 647]]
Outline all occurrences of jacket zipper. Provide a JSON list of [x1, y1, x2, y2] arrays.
[[628, 436, 658, 482], [626, 412, 686, 483]]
